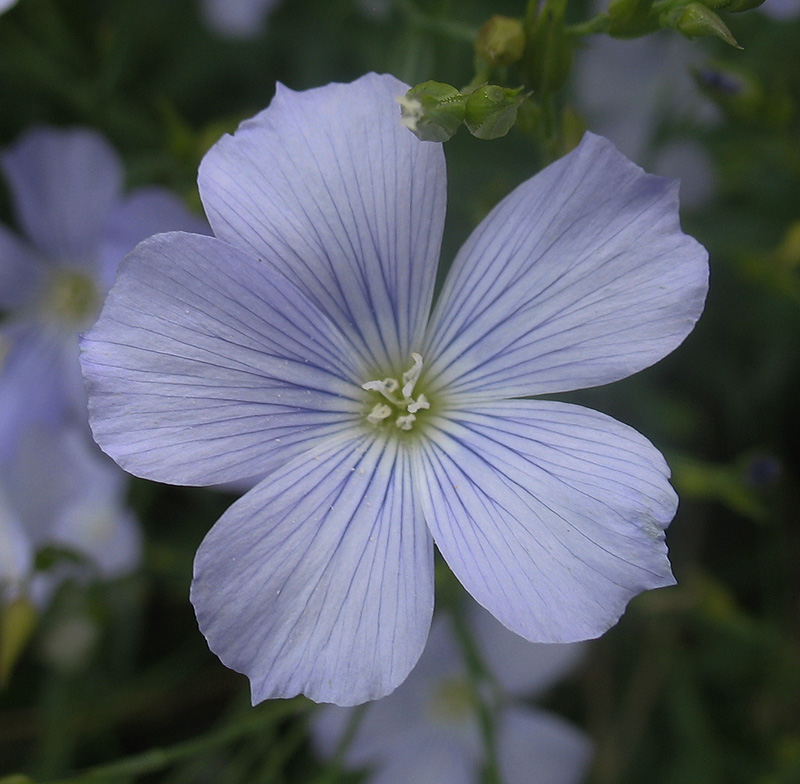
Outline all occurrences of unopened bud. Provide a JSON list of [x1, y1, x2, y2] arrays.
[[1, 596, 37, 684], [662, 3, 741, 48], [701, 0, 765, 10], [464, 85, 526, 140], [607, 0, 658, 36], [475, 16, 526, 67], [397, 81, 466, 142]]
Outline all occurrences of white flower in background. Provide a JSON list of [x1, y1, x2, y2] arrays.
[[312, 603, 592, 784], [200, 0, 280, 38], [0, 125, 207, 460], [573, 32, 718, 208], [0, 424, 142, 606]]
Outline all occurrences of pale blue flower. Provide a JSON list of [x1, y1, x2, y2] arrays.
[[0, 125, 207, 458], [312, 603, 592, 784], [0, 0, 18, 15], [80, 73, 708, 705]]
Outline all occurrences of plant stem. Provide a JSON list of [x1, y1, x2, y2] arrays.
[[394, 0, 478, 44], [39, 699, 307, 784]]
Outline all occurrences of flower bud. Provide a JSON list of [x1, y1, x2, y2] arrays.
[[607, 0, 658, 37], [1, 596, 37, 684], [700, 0, 765, 10], [475, 15, 526, 68], [661, 3, 741, 48], [397, 81, 466, 142], [464, 85, 526, 140]]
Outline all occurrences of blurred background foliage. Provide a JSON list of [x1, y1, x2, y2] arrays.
[[0, 0, 799, 782]]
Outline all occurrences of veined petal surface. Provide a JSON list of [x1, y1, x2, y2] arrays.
[[81, 231, 366, 486], [191, 434, 434, 705], [414, 400, 677, 643], [198, 72, 446, 372], [423, 132, 708, 400], [1, 127, 123, 264]]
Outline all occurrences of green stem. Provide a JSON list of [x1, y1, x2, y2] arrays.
[[450, 607, 502, 784], [39, 699, 307, 784], [566, 13, 612, 36], [394, 0, 478, 44]]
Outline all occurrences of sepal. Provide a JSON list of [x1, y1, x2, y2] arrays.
[[464, 85, 527, 140], [398, 81, 466, 142]]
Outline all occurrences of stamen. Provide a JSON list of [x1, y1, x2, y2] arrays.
[[407, 393, 429, 414], [362, 354, 429, 432], [401, 352, 424, 399], [362, 377, 402, 404], [367, 403, 393, 424], [395, 413, 416, 431]]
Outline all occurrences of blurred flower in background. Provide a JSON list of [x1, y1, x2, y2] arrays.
[[200, 0, 281, 38], [573, 32, 718, 208], [0, 424, 141, 603], [0, 0, 18, 15], [312, 602, 592, 784], [761, 0, 800, 18], [0, 125, 207, 460]]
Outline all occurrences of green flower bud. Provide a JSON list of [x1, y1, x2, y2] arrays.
[[464, 85, 526, 140], [397, 81, 466, 143], [475, 15, 526, 68], [607, 0, 658, 37], [699, 0, 765, 10], [1, 596, 37, 685], [661, 3, 741, 48]]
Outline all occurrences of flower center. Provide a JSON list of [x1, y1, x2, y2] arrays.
[[362, 352, 430, 432], [41, 268, 100, 330], [429, 675, 475, 725]]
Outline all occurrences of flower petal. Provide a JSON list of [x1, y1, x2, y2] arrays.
[[414, 400, 677, 643], [201, 0, 279, 37], [423, 132, 708, 401], [0, 225, 46, 309], [497, 706, 593, 784], [311, 612, 473, 766], [2, 127, 123, 264], [198, 72, 446, 371], [0, 483, 33, 597], [469, 602, 587, 697], [98, 186, 210, 291], [81, 231, 366, 485], [190, 433, 434, 705], [369, 733, 479, 784], [0, 322, 81, 461]]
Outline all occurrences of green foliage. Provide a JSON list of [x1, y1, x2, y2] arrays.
[[1, 1, 799, 783]]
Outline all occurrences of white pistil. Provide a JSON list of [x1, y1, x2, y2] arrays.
[[362, 353, 429, 431]]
